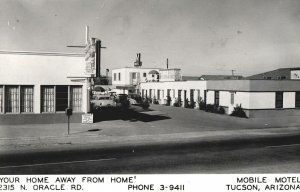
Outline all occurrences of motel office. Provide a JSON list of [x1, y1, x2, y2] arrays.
[[0, 51, 91, 124]]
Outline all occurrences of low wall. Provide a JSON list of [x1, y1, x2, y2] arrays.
[[0, 113, 84, 125]]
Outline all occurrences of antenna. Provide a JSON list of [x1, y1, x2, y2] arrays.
[[167, 58, 169, 69]]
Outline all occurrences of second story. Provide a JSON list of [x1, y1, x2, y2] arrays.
[[112, 67, 162, 86], [159, 68, 182, 82]]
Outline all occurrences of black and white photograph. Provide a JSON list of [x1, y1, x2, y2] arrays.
[[1, 0, 300, 183]]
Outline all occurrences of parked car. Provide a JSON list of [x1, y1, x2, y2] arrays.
[[115, 94, 130, 109], [128, 94, 143, 104], [128, 94, 150, 109], [90, 94, 116, 111]]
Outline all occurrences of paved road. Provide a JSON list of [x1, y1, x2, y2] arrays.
[[1, 134, 300, 174]]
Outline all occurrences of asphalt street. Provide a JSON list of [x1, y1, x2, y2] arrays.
[[0, 134, 300, 174]]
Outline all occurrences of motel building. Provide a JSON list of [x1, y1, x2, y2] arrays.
[[113, 63, 300, 118], [111, 67, 161, 94], [0, 50, 92, 125]]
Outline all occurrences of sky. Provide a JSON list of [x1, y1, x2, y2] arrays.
[[1, 0, 300, 76]]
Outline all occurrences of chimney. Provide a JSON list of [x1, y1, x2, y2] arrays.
[[134, 53, 142, 67]]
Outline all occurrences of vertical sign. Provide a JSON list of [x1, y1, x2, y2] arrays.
[[84, 38, 96, 76]]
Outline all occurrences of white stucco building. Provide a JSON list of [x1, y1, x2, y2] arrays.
[[111, 67, 161, 94], [0, 50, 91, 124], [140, 78, 300, 118]]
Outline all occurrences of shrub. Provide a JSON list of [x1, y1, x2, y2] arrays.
[[206, 104, 225, 114], [199, 101, 206, 110], [230, 105, 247, 118], [173, 102, 180, 107], [189, 101, 195, 108], [173, 98, 182, 107], [166, 96, 171, 106], [218, 106, 225, 114], [206, 104, 214, 112]]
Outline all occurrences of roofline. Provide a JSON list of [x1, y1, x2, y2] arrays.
[[246, 67, 300, 78], [0, 50, 84, 57], [159, 68, 181, 71], [112, 67, 163, 70]]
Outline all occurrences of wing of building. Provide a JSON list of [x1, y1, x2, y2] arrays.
[[0, 50, 91, 124]]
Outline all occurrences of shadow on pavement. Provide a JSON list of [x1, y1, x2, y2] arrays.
[[93, 106, 171, 123]]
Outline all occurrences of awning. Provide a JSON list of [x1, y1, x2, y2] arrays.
[[94, 85, 114, 92], [116, 85, 136, 90]]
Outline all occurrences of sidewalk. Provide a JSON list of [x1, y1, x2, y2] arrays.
[[1, 105, 300, 153]]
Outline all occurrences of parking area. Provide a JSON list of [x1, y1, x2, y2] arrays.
[[1, 104, 300, 139]]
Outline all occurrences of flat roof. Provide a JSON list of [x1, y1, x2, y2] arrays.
[[207, 79, 300, 92], [112, 67, 162, 70], [159, 68, 181, 71], [0, 50, 84, 57]]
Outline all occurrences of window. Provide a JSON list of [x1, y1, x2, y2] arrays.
[[215, 91, 219, 106], [157, 90, 160, 100], [143, 73, 146, 77], [42, 85, 82, 113], [5, 86, 20, 113], [118, 73, 121, 81], [275, 92, 283, 108], [41, 86, 55, 112], [230, 92, 234, 105], [70, 86, 82, 112], [56, 86, 68, 112], [0, 86, 3, 113], [295, 92, 300, 108], [21, 86, 34, 112], [132, 73, 136, 79], [1, 85, 34, 113], [113, 73, 116, 81]]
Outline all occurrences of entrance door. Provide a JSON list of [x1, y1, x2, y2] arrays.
[[178, 90, 182, 106], [56, 86, 68, 112]]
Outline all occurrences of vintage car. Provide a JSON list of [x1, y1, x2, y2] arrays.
[[90, 94, 117, 111], [115, 94, 130, 109]]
